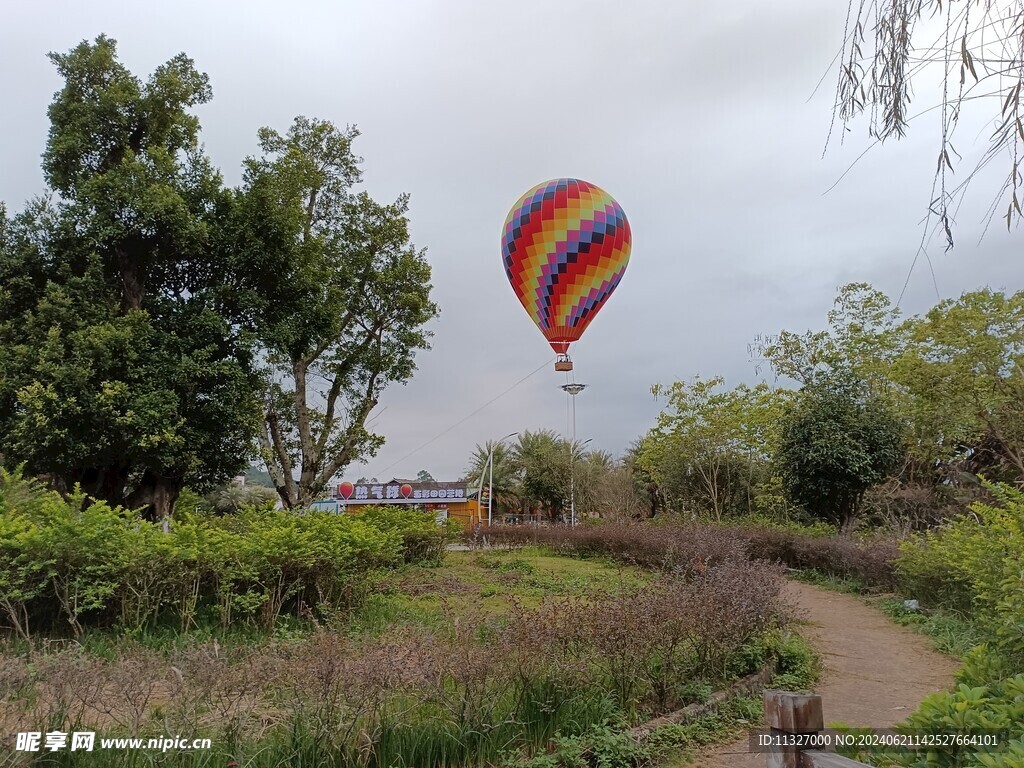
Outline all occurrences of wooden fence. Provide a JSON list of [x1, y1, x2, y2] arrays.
[[764, 691, 873, 768]]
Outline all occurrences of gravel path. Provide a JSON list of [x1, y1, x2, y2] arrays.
[[698, 580, 960, 767]]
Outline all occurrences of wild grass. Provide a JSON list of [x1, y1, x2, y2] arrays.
[[875, 599, 986, 660], [1, 549, 791, 768]]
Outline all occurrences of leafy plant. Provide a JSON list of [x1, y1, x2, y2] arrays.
[[0, 469, 438, 636], [897, 482, 1024, 659], [775, 373, 904, 530]]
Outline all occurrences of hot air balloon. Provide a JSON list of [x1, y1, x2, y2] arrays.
[[501, 178, 631, 371]]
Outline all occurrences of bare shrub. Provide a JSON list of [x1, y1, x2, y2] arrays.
[[487, 521, 899, 590], [485, 523, 748, 576], [92, 649, 164, 735], [29, 649, 108, 731], [734, 525, 900, 589], [0, 654, 33, 733]]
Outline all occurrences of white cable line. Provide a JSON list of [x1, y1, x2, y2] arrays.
[[373, 356, 555, 477]]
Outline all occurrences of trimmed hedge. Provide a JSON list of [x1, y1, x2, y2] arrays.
[[0, 470, 451, 637]]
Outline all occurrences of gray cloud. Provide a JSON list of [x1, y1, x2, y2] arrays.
[[3, 0, 1020, 482]]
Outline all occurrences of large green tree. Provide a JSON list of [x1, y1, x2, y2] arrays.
[[640, 377, 790, 520], [775, 375, 904, 530], [760, 283, 1024, 486], [242, 117, 438, 508], [753, 283, 904, 391], [514, 430, 576, 520], [891, 289, 1024, 480], [0, 36, 259, 520]]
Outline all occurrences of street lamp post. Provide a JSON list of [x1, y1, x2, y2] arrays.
[[560, 383, 589, 526], [568, 437, 593, 527]]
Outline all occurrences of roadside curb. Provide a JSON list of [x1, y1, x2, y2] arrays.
[[629, 660, 778, 741]]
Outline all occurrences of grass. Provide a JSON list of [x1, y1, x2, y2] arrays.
[[874, 599, 985, 659], [351, 546, 651, 636], [653, 695, 765, 767], [1, 614, 318, 661], [0, 547, 649, 659], [579, 631, 820, 768], [3, 545, 802, 768], [501, 628, 821, 768], [790, 568, 875, 595]]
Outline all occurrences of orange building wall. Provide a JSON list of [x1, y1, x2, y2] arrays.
[[339, 499, 484, 530]]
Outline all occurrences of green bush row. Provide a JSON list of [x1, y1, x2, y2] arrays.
[[0, 470, 451, 637], [872, 483, 1024, 768], [897, 482, 1024, 659]]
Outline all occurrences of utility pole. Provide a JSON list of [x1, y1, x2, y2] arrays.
[[560, 383, 588, 526]]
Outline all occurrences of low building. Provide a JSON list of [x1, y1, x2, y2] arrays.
[[310, 479, 485, 530]]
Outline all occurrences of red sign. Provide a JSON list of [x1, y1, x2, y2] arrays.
[[331, 481, 468, 504]]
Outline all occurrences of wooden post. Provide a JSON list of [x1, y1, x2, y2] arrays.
[[763, 690, 824, 768], [763, 690, 873, 768]]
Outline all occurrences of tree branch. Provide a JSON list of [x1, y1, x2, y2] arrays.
[[263, 406, 297, 506], [311, 372, 382, 498]]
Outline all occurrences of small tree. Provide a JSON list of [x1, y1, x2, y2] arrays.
[[589, 463, 645, 521], [244, 117, 439, 508], [775, 375, 904, 530]]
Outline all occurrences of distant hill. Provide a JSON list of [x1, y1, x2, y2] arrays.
[[245, 466, 276, 489]]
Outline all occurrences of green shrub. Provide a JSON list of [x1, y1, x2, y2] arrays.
[[2, 472, 145, 637], [358, 505, 456, 564], [877, 599, 986, 658], [0, 470, 434, 637], [885, 485, 1024, 768], [0, 507, 51, 640], [897, 483, 1024, 656], [845, 648, 1024, 768], [505, 724, 652, 768]]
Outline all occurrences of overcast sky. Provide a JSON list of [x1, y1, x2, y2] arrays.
[[3, 1, 1021, 482]]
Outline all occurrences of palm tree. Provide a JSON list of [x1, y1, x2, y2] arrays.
[[206, 481, 278, 514], [465, 440, 521, 514], [567, 448, 615, 521]]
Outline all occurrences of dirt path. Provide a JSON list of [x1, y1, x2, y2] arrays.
[[698, 580, 960, 767]]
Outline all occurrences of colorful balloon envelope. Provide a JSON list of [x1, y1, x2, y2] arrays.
[[502, 178, 631, 356]]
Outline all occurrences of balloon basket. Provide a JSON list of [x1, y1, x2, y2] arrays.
[[554, 355, 573, 372]]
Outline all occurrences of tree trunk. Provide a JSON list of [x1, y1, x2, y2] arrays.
[[115, 243, 147, 313], [70, 465, 130, 506], [128, 471, 184, 524]]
